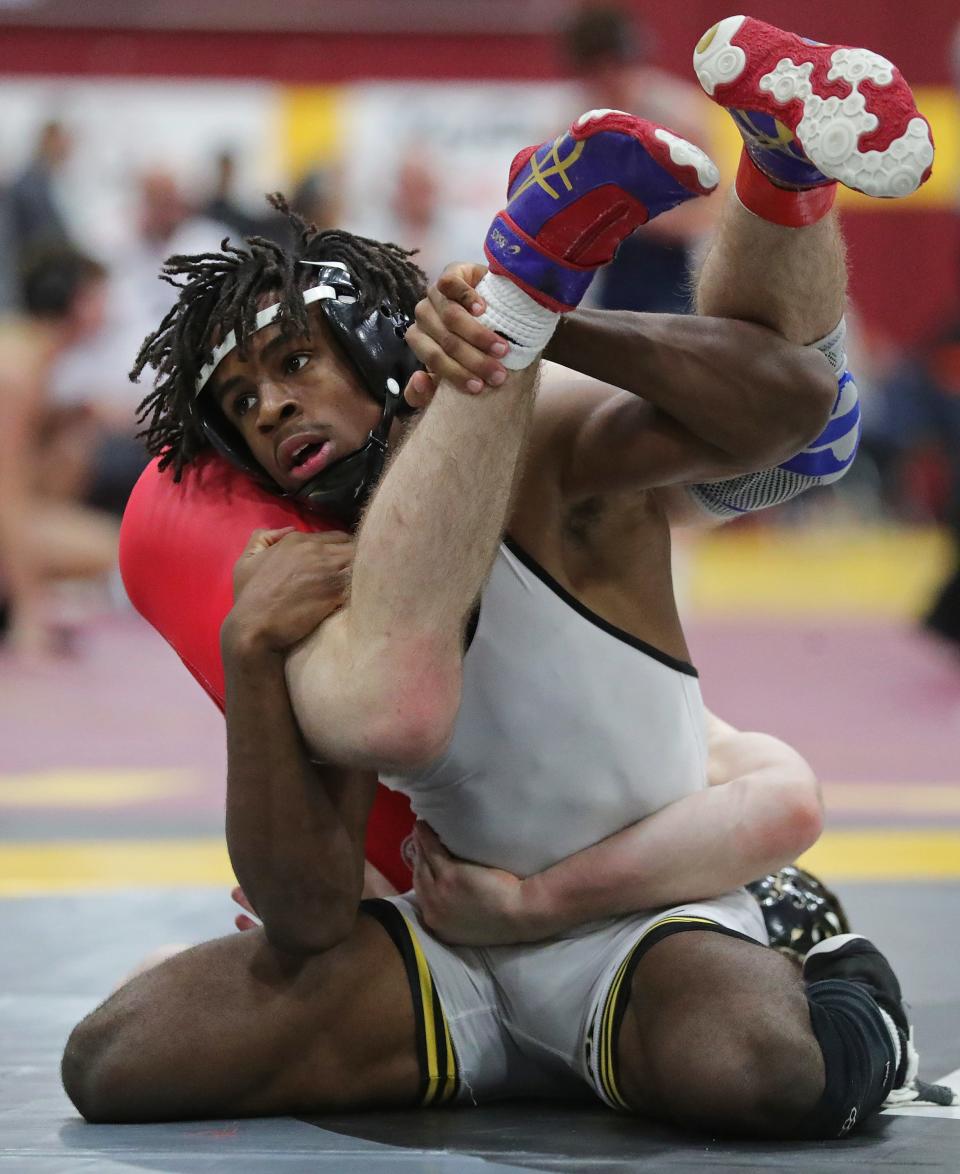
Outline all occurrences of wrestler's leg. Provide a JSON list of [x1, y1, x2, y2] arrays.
[[615, 929, 912, 1139], [695, 198, 845, 344], [62, 912, 419, 1123], [616, 931, 822, 1135]]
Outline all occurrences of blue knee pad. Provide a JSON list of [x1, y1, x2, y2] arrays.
[[687, 318, 860, 519], [689, 369, 860, 519]]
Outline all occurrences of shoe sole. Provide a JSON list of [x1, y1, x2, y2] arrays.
[[693, 15, 934, 197]]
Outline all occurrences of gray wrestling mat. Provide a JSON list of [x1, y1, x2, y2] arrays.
[[4, 884, 958, 1173]]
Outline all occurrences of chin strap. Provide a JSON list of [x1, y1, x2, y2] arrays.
[[293, 376, 404, 523]]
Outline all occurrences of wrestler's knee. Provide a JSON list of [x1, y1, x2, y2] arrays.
[[61, 1000, 137, 1123], [633, 1010, 823, 1135], [620, 934, 824, 1136]]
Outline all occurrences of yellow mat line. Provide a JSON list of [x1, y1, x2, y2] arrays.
[[6, 772, 953, 816], [0, 768, 195, 808], [1, 831, 960, 896], [0, 839, 235, 895], [798, 831, 960, 881]]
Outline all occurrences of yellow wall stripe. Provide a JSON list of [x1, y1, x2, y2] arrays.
[[281, 86, 344, 182], [0, 839, 235, 895], [280, 83, 960, 212], [687, 525, 951, 620]]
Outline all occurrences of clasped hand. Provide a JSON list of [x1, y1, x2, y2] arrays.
[[222, 526, 353, 657], [409, 821, 546, 946], [403, 262, 512, 400]]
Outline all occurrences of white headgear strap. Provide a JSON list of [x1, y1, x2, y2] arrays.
[[194, 260, 355, 396]]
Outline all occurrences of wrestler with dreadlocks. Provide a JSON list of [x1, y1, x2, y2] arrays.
[[122, 197, 435, 893], [66, 26, 954, 1134], [132, 195, 428, 495]]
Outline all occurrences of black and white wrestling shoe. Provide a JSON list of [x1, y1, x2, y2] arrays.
[[804, 933, 957, 1108]]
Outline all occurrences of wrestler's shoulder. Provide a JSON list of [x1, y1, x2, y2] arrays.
[[125, 451, 328, 531]]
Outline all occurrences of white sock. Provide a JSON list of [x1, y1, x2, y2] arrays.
[[876, 1005, 903, 1081], [809, 317, 847, 376], [476, 272, 560, 370]]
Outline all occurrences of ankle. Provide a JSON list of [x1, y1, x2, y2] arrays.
[[735, 149, 837, 228]]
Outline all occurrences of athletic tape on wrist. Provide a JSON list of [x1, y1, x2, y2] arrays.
[[476, 272, 559, 371], [735, 150, 837, 228]]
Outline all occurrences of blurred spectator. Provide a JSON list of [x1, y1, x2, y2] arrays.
[[203, 148, 284, 243], [560, 4, 718, 313], [902, 22, 960, 653], [52, 167, 232, 464], [7, 120, 74, 265], [0, 246, 119, 659], [289, 166, 339, 232], [894, 324, 960, 652], [389, 151, 444, 278]]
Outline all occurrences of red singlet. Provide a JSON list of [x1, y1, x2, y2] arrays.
[[119, 451, 414, 891]]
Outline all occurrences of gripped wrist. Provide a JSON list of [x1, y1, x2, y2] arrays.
[[221, 612, 285, 665]]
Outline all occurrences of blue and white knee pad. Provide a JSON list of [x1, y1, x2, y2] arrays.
[[688, 319, 860, 519]]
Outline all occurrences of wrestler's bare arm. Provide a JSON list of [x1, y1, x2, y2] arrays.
[[222, 529, 378, 953], [411, 264, 835, 505], [520, 712, 823, 934], [413, 710, 822, 946], [285, 363, 539, 771], [543, 309, 834, 494]]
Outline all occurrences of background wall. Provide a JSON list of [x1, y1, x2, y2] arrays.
[[0, 0, 957, 346]]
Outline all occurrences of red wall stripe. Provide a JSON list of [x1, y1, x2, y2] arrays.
[[0, 3, 952, 85], [0, 28, 561, 81]]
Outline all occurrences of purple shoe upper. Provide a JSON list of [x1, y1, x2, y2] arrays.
[[484, 116, 715, 311]]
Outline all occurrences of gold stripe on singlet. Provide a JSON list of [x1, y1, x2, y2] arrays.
[[361, 898, 459, 1107], [597, 915, 724, 1110]]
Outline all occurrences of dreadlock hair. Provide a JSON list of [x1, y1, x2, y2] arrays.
[[131, 193, 428, 479]]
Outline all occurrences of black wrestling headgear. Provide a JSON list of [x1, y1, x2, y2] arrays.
[[193, 260, 421, 523], [747, 865, 851, 961]]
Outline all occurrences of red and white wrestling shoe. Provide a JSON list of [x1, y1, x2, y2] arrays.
[[483, 110, 719, 313], [693, 15, 934, 199]]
